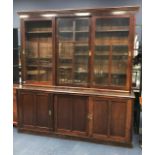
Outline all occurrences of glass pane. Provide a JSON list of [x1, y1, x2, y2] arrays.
[[26, 35, 38, 81], [26, 36, 38, 58], [75, 19, 89, 31], [26, 66, 38, 81], [95, 18, 129, 46], [39, 34, 53, 82], [39, 35, 52, 58], [96, 18, 129, 31], [25, 20, 53, 83], [73, 18, 89, 85], [111, 45, 128, 86], [39, 67, 52, 81], [58, 42, 74, 84], [73, 43, 89, 85], [93, 45, 110, 85], [57, 18, 89, 86], [59, 19, 73, 41]]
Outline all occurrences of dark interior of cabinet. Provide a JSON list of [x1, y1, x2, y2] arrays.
[[13, 28, 19, 83]]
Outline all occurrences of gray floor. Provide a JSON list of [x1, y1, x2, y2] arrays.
[[13, 128, 142, 155]]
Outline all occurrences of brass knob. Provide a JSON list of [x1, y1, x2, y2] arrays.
[[87, 114, 93, 120]]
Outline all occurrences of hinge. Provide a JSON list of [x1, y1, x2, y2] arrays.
[[23, 50, 25, 55]]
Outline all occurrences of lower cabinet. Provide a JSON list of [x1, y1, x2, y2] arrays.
[[17, 90, 53, 132], [54, 94, 88, 137], [17, 89, 133, 146]]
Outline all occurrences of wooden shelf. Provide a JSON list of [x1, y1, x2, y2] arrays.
[[75, 30, 89, 33], [95, 39, 128, 45], [27, 57, 52, 60], [59, 57, 73, 60], [27, 70, 46, 75], [74, 54, 89, 56], [96, 29, 129, 32], [74, 71, 88, 74], [40, 65, 52, 68], [59, 31, 73, 33], [112, 54, 128, 56], [95, 54, 109, 56], [27, 31, 52, 34], [59, 40, 88, 43], [96, 26, 129, 31], [26, 65, 38, 67], [59, 66, 72, 69]]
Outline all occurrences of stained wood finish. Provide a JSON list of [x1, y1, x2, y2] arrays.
[[17, 87, 134, 146], [17, 6, 139, 17], [17, 7, 138, 146], [54, 94, 88, 136], [93, 99, 108, 136], [20, 91, 35, 127], [110, 101, 127, 137], [13, 86, 18, 125], [92, 97, 133, 143], [35, 93, 50, 128], [56, 95, 72, 130], [18, 90, 52, 131]]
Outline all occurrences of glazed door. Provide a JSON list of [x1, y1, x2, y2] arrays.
[[56, 17, 90, 87], [92, 16, 132, 90], [18, 90, 53, 131], [22, 19, 54, 85], [54, 95, 88, 136]]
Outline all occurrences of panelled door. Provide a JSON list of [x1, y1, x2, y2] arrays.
[[92, 97, 133, 143], [18, 90, 53, 131], [54, 94, 88, 137]]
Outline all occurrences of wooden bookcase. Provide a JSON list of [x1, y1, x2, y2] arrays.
[[16, 6, 139, 146]]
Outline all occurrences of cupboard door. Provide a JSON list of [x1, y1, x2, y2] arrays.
[[55, 95, 88, 136], [110, 101, 127, 137], [18, 90, 52, 131], [92, 97, 133, 143], [92, 99, 109, 139], [57, 17, 90, 86], [23, 20, 53, 85], [19, 91, 35, 128], [56, 95, 72, 131], [35, 93, 52, 130], [72, 96, 87, 133], [92, 16, 131, 90]]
